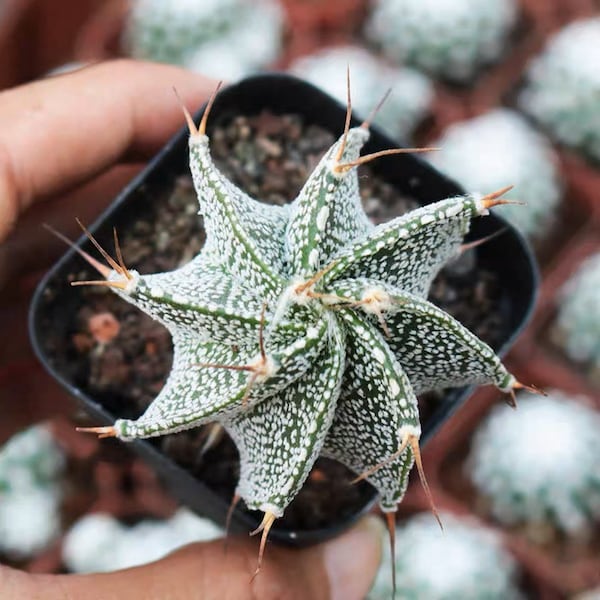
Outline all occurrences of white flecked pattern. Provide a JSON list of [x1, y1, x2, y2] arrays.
[[225, 329, 344, 514], [321, 196, 478, 297], [286, 127, 373, 277], [322, 311, 417, 509], [103, 121, 517, 518]]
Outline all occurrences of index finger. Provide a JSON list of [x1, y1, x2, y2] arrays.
[[0, 60, 217, 242]]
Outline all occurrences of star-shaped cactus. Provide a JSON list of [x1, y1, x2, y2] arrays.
[[67, 83, 532, 578]]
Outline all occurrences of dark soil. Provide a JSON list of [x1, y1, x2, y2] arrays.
[[38, 111, 506, 533]]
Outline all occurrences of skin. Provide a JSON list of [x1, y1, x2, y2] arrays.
[[0, 60, 382, 600]]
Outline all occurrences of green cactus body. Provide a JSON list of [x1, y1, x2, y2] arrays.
[[366, 0, 517, 82], [368, 512, 522, 600], [290, 46, 433, 141], [554, 252, 600, 386], [468, 391, 600, 536], [518, 18, 600, 164], [125, 0, 283, 80], [430, 109, 562, 241], [75, 98, 524, 564]]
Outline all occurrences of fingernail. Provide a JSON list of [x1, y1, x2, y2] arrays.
[[323, 515, 385, 600]]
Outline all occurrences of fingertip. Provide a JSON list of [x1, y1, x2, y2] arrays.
[[323, 515, 385, 600], [89, 59, 220, 156], [0, 59, 220, 243]]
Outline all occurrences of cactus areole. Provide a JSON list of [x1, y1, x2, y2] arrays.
[[70, 83, 532, 574]]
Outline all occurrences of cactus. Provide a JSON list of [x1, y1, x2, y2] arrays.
[[468, 391, 600, 536], [553, 252, 600, 386], [366, 0, 518, 82], [290, 46, 433, 141], [575, 588, 600, 600], [63, 509, 222, 573], [369, 512, 522, 600], [124, 0, 283, 80], [0, 425, 64, 494], [430, 109, 562, 241], [0, 425, 65, 558], [518, 18, 600, 164], [68, 85, 530, 575]]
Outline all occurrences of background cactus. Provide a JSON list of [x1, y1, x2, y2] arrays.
[[71, 88, 529, 573], [468, 391, 600, 537], [575, 587, 600, 600], [0, 425, 65, 558], [124, 0, 284, 80], [552, 252, 600, 386], [429, 109, 562, 241], [368, 511, 522, 600], [290, 46, 433, 141], [518, 18, 600, 164], [62, 509, 222, 573], [365, 0, 518, 82]]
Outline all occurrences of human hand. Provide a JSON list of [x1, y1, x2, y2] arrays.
[[0, 60, 383, 600], [0, 58, 221, 436]]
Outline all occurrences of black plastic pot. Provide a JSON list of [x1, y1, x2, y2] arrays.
[[29, 73, 538, 546]]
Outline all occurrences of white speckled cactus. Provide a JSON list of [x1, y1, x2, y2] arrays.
[[290, 46, 433, 141], [519, 18, 600, 164], [63, 509, 222, 573], [575, 587, 600, 600], [369, 512, 522, 600], [468, 391, 600, 536], [0, 425, 65, 558], [366, 0, 518, 82], [124, 0, 283, 80], [72, 90, 528, 572], [553, 252, 600, 386], [0, 425, 64, 493], [430, 109, 562, 240]]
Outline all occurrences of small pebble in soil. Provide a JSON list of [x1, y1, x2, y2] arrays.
[[88, 312, 121, 344]]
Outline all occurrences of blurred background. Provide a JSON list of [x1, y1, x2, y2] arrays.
[[0, 0, 598, 598]]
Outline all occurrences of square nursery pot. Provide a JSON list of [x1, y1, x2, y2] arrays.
[[29, 74, 538, 547]]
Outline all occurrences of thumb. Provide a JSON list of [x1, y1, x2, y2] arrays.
[[22, 515, 384, 600]]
